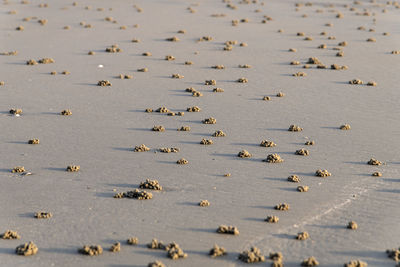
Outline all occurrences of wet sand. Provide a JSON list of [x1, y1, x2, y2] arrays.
[[1, 0, 400, 266]]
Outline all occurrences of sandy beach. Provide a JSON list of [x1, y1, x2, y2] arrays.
[[1, 0, 400, 266]]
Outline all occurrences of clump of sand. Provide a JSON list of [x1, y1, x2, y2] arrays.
[[166, 242, 187, 259], [159, 147, 179, 153], [288, 175, 300, 182], [213, 87, 224, 92], [307, 57, 322, 64], [187, 106, 201, 112], [212, 130, 226, 137], [331, 64, 348, 70], [386, 247, 400, 261], [344, 260, 367, 267], [12, 166, 25, 173], [10, 108, 22, 115], [97, 80, 112, 87], [34, 212, 52, 219], [61, 109, 72, 116], [38, 58, 54, 64], [349, 79, 363, 85], [238, 247, 265, 263], [199, 200, 210, 207], [203, 117, 216, 124], [178, 126, 190, 131], [16, 242, 38, 256], [26, 59, 38, 65], [260, 140, 276, 147], [66, 165, 80, 172], [205, 80, 216, 85], [127, 237, 138, 245], [295, 149, 310, 156], [156, 107, 169, 113], [237, 77, 248, 83], [217, 225, 239, 235], [288, 125, 303, 131], [105, 44, 122, 53], [276, 92, 285, 97], [293, 72, 307, 77], [305, 140, 315, 145], [177, 158, 188, 165], [264, 154, 284, 163], [209, 244, 226, 257], [296, 231, 310, 240], [78, 245, 103, 256], [372, 172, 382, 177], [148, 261, 166, 267], [315, 169, 331, 177], [106, 242, 120, 253], [1, 230, 20, 239], [297, 185, 309, 192], [347, 221, 358, 230], [340, 124, 351, 130], [368, 158, 382, 165], [265, 215, 279, 223], [301, 257, 319, 266], [114, 189, 153, 200], [134, 144, 150, 152], [171, 74, 184, 79], [152, 125, 165, 132], [275, 203, 289, 211], [147, 239, 166, 249], [200, 139, 213, 145], [139, 179, 162, 190], [238, 150, 251, 158]]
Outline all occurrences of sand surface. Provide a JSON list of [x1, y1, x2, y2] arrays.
[[1, 0, 400, 266]]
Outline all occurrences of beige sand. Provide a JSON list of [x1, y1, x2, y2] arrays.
[[0, 0, 399, 266]]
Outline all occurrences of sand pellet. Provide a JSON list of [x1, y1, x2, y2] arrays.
[[301, 257, 319, 266], [114, 189, 153, 199], [12, 166, 25, 173], [1, 230, 20, 239], [177, 158, 188, 165], [209, 244, 226, 257], [296, 231, 310, 240], [127, 237, 138, 245], [295, 149, 310, 156], [217, 225, 239, 235], [347, 221, 358, 230], [199, 200, 210, 207], [148, 261, 166, 267], [16, 242, 38, 256], [139, 179, 162, 190], [344, 260, 367, 267], [78, 245, 103, 256], [275, 203, 289, 211], [288, 125, 303, 131], [134, 144, 150, 152], [34, 212, 52, 219], [238, 247, 265, 263], [297, 185, 309, 192], [288, 175, 300, 182], [315, 169, 331, 177], [152, 126, 165, 132], [260, 140, 276, 147], [238, 150, 251, 158], [340, 124, 351, 130], [66, 165, 80, 172], [110, 242, 120, 252], [265, 216, 279, 223], [264, 154, 284, 163]]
